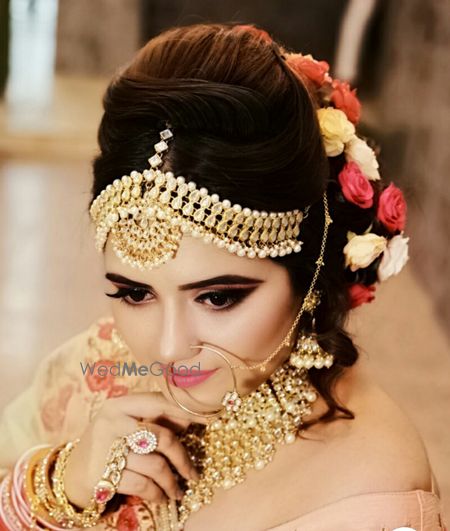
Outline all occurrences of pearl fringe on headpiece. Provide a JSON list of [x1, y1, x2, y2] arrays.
[[89, 125, 308, 270]]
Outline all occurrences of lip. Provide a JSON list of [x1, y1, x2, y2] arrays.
[[162, 365, 220, 389]]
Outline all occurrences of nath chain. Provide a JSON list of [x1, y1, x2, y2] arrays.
[[231, 191, 332, 372]]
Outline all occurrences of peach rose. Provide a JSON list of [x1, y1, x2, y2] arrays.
[[338, 161, 374, 208], [330, 79, 361, 124], [317, 107, 355, 156], [345, 136, 380, 181], [377, 183, 407, 232], [286, 53, 331, 86], [344, 232, 387, 272], [378, 234, 410, 282], [349, 283, 376, 308]]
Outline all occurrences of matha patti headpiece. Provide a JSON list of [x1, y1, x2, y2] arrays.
[[89, 123, 309, 270]]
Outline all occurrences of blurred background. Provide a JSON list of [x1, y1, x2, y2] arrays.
[[0, 0, 449, 518]]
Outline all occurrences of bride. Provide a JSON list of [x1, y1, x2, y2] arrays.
[[0, 22, 446, 530]]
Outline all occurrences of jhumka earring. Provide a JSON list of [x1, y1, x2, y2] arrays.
[[288, 290, 335, 371]]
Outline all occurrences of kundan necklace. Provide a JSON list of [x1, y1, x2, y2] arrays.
[[150, 357, 318, 530]]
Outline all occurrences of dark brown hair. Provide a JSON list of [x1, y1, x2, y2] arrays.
[[91, 22, 392, 433]]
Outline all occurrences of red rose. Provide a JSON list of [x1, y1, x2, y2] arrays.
[[377, 183, 407, 232], [287, 55, 330, 86], [117, 505, 138, 531], [85, 359, 115, 392], [330, 79, 361, 124], [338, 161, 374, 208], [349, 283, 376, 308], [98, 321, 114, 340]]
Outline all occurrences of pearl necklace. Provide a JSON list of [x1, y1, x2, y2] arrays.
[[152, 357, 318, 530]]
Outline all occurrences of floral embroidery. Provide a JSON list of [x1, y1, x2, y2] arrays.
[[40, 383, 75, 432]]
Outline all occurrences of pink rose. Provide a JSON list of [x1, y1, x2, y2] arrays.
[[330, 79, 361, 124], [85, 359, 115, 392], [338, 161, 374, 208], [287, 54, 330, 86], [41, 383, 74, 432], [117, 505, 138, 531], [98, 321, 114, 340], [377, 183, 407, 232], [107, 384, 129, 398], [348, 283, 376, 308]]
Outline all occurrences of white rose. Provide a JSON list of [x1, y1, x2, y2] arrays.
[[345, 136, 380, 181], [344, 232, 387, 272], [317, 107, 355, 157], [378, 234, 410, 282]]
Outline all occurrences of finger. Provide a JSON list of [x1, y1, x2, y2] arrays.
[[148, 424, 200, 482], [109, 418, 198, 482], [116, 469, 167, 504], [107, 392, 209, 425], [126, 453, 184, 501]]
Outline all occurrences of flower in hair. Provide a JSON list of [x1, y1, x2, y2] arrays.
[[378, 234, 410, 282], [317, 107, 355, 156], [285, 53, 332, 86], [338, 161, 374, 209], [377, 183, 407, 232], [345, 136, 380, 181], [349, 283, 376, 308], [344, 231, 387, 272], [330, 79, 361, 124]]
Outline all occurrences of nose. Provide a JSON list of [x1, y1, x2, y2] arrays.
[[157, 299, 196, 365]]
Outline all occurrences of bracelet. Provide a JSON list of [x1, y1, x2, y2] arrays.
[[29, 445, 69, 529]]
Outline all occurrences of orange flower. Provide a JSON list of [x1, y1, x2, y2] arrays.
[[286, 53, 331, 86], [330, 79, 361, 124]]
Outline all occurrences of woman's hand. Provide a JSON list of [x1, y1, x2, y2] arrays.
[[64, 392, 204, 508]]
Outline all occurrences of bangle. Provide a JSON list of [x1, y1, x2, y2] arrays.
[[51, 439, 104, 528], [28, 445, 69, 529]]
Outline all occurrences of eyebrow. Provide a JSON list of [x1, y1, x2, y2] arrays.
[[105, 273, 264, 291]]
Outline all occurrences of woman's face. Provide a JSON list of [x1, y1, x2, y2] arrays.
[[103, 234, 301, 421]]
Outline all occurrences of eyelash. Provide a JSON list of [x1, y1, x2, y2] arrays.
[[105, 287, 254, 312]]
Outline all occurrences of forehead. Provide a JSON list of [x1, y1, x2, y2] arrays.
[[103, 234, 283, 283]]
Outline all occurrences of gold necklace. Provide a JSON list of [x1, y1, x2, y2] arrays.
[[152, 356, 318, 530]]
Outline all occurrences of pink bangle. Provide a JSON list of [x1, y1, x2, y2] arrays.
[[12, 445, 51, 529], [0, 445, 68, 531]]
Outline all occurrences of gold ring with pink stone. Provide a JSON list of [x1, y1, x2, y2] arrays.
[[125, 423, 159, 455]]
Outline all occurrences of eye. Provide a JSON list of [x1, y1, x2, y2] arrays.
[[105, 287, 153, 306], [195, 288, 254, 311]]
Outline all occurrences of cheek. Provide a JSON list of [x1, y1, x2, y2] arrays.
[[212, 285, 294, 362], [110, 304, 155, 364]]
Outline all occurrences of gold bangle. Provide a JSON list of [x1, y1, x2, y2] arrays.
[[33, 443, 72, 526], [24, 446, 61, 526]]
